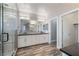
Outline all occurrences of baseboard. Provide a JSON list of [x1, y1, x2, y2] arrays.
[[18, 42, 49, 49]]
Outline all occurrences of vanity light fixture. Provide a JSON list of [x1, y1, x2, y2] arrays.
[[30, 20, 36, 24], [20, 16, 30, 20]]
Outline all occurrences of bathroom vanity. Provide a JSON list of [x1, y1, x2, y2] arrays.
[[18, 33, 49, 48]]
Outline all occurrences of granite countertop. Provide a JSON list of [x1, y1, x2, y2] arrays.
[[18, 32, 48, 36], [60, 43, 79, 56]]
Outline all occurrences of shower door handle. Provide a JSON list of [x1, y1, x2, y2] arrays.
[[2, 33, 9, 42]]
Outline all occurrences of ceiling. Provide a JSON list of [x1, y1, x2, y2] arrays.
[[18, 3, 79, 20]]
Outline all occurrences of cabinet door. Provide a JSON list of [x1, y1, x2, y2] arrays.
[[18, 36, 26, 48], [26, 36, 33, 46], [39, 35, 44, 43], [44, 34, 49, 43], [26, 35, 41, 46], [40, 35, 48, 43], [36, 35, 40, 44], [32, 35, 40, 45], [30, 35, 36, 45]]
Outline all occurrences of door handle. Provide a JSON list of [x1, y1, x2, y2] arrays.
[[2, 33, 9, 42]]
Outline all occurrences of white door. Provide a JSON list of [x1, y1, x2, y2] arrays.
[[50, 17, 57, 43]]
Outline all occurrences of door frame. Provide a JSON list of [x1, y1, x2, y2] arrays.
[[48, 16, 59, 48], [59, 8, 79, 48], [0, 3, 3, 56]]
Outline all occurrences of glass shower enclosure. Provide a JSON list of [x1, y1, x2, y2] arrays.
[[0, 3, 18, 56], [62, 10, 78, 48]]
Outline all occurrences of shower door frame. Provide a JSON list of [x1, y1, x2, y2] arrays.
[[0, 3, 3, 56], [60, 8, 79, 48]]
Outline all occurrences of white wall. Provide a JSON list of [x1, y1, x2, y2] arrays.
[[47, 4, 79, 19]]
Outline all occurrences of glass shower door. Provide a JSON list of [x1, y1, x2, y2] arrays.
[[2, 3, 17, 56]]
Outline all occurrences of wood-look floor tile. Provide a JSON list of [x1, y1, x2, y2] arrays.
[[16, 43, 62, 56]]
